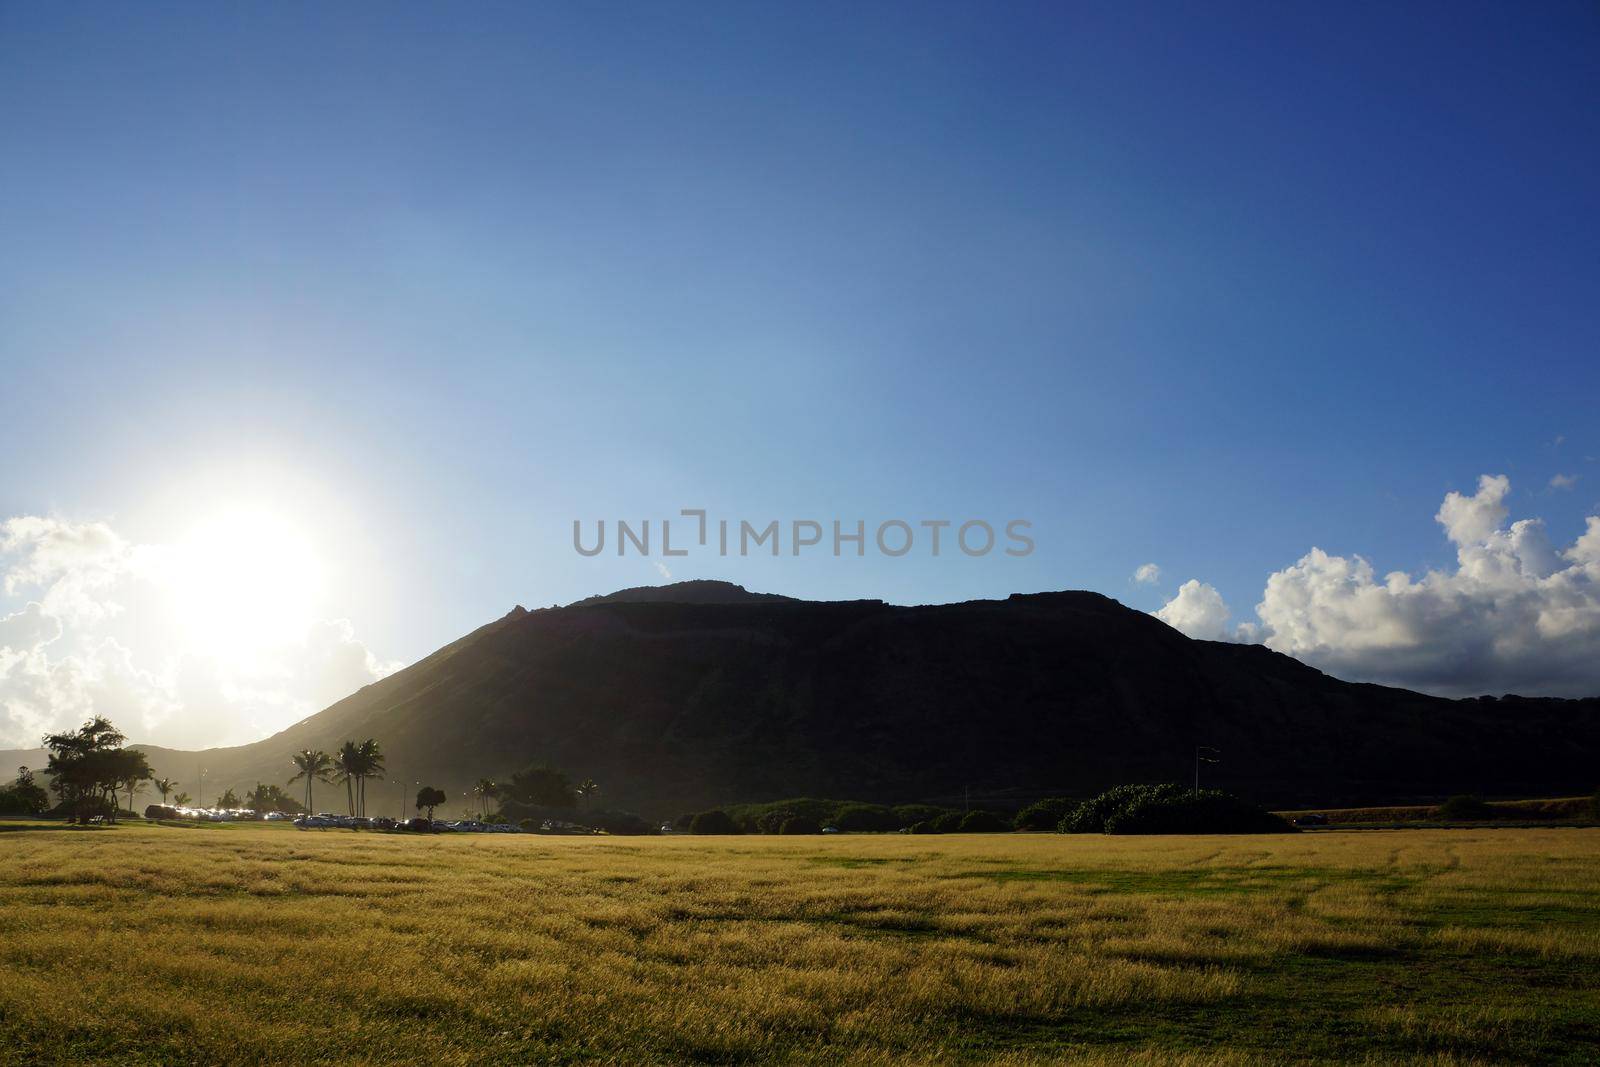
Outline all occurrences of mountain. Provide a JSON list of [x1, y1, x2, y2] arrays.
[[8, 583, 1600, 817]]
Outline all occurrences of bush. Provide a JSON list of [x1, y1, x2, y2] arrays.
[[1060, 784, 1190, 834], [518, 818, 540, 832], [1438, 795, 1494, 821], [959, 810, 1011, 833], [833, 803, 899, 833], [585, 810, 655, 835], [1061, 784, 1293, 835], [779, 815, 821, 835], [1013, 797, 1074, 831], [689, 809, 741, 835], [908, 820, 940, 834], [892, 804, 947, 828], [930, 811, 966, 833]]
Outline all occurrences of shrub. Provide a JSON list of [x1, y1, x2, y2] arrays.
[[931, 811, 966, 833], [1438, 795, 1494, 821], [587, 810, 655, 835], [892, 804, 947, 828], [1062, 784, 1293, 835], [959, 810, 1011, 833], [779, 815, 821, 835], [689, 810, 741, 835], [1013, 797, 1074, 831], [908, 820, 940, 834], [833, 803, 899, 833], [517, 818, 540, 832], [1060, 784, 1190, 834]]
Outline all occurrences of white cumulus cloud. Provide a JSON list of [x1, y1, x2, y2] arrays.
[[0, 515, 401, 750], [1150, 475, 1600, 697], [1133, 563, 1161, 584], [1153, 580, 1232, 641], [1254, 475, 1600, 696]]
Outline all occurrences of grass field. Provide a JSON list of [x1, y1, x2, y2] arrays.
[[2, 823, 1598, 1064]]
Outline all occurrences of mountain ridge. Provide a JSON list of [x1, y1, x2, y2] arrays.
[[5, 581, 1599, 817]]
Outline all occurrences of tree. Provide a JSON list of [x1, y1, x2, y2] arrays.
[[216, 788, 240, 809], [172, 791, 192, 806], [42, 717, 147, 824], [333, 741, 362, 816], [416, 786, 447, 822], [473, 778, 498, 819], [244, 783, 301, 813], [503, 764, 575, 809], [0, 767, 50, 815], [356, 739, 385, 817], [153, 777, 178, 805], [287, 749, 333, 813], [576, 778, 599, 812], [121, 773, 148, 814], [689, 810, 740, 835]]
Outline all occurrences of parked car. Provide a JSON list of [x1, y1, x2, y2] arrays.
[[1292, 813, 1330, 827]]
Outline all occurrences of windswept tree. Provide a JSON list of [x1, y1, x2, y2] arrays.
[[416, 786, 446, 822], [216, 787, 240, 809], [288, 749, 333, 813], [473, 778, 497, 819], [42, 717, 149, 824], [153, 777, 177, 804], [172, 791, 191, 806], [576, 779, 600, 812]]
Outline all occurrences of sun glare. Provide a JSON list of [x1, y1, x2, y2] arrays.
[[170, 507, 326, 662]]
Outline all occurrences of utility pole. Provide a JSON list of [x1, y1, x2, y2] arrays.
[[1194, 747, 1220, 792]]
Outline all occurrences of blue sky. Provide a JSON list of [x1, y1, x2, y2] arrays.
[[2, 3, 1598, 745]]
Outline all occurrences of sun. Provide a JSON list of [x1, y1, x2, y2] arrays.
[[170, 506, 326, 663]]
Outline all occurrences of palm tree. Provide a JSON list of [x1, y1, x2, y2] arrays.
[[473, 778, 497, 819], [216, 787, 240, 809], [356, 739, 385, 817], [287, 749, 333, 813], [172, 791, 191, 806], [576, 779, 600, 812], [333, 741, 362, 816], [122, 774, 147, 814], [153, 776, 177, 804]]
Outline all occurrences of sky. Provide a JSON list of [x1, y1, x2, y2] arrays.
[[2, 2, 1598, 750]]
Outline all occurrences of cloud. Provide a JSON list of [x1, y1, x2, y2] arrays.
[[1550, 473, 1579, 491], [0, 516, 135, 623], [1153, 580, 1232, 641], [0, 515, 401, 750], [654, 560, 673, 580], [1251, 475, 1600, 697], [1434, 474, 1509, 546], [1132, 563, 1161, 585]]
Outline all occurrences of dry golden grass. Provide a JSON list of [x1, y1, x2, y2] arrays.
[[2, 824, 1598, 1064]]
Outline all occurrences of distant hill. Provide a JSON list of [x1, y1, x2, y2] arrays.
[[7, 582, 1599, 817]]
